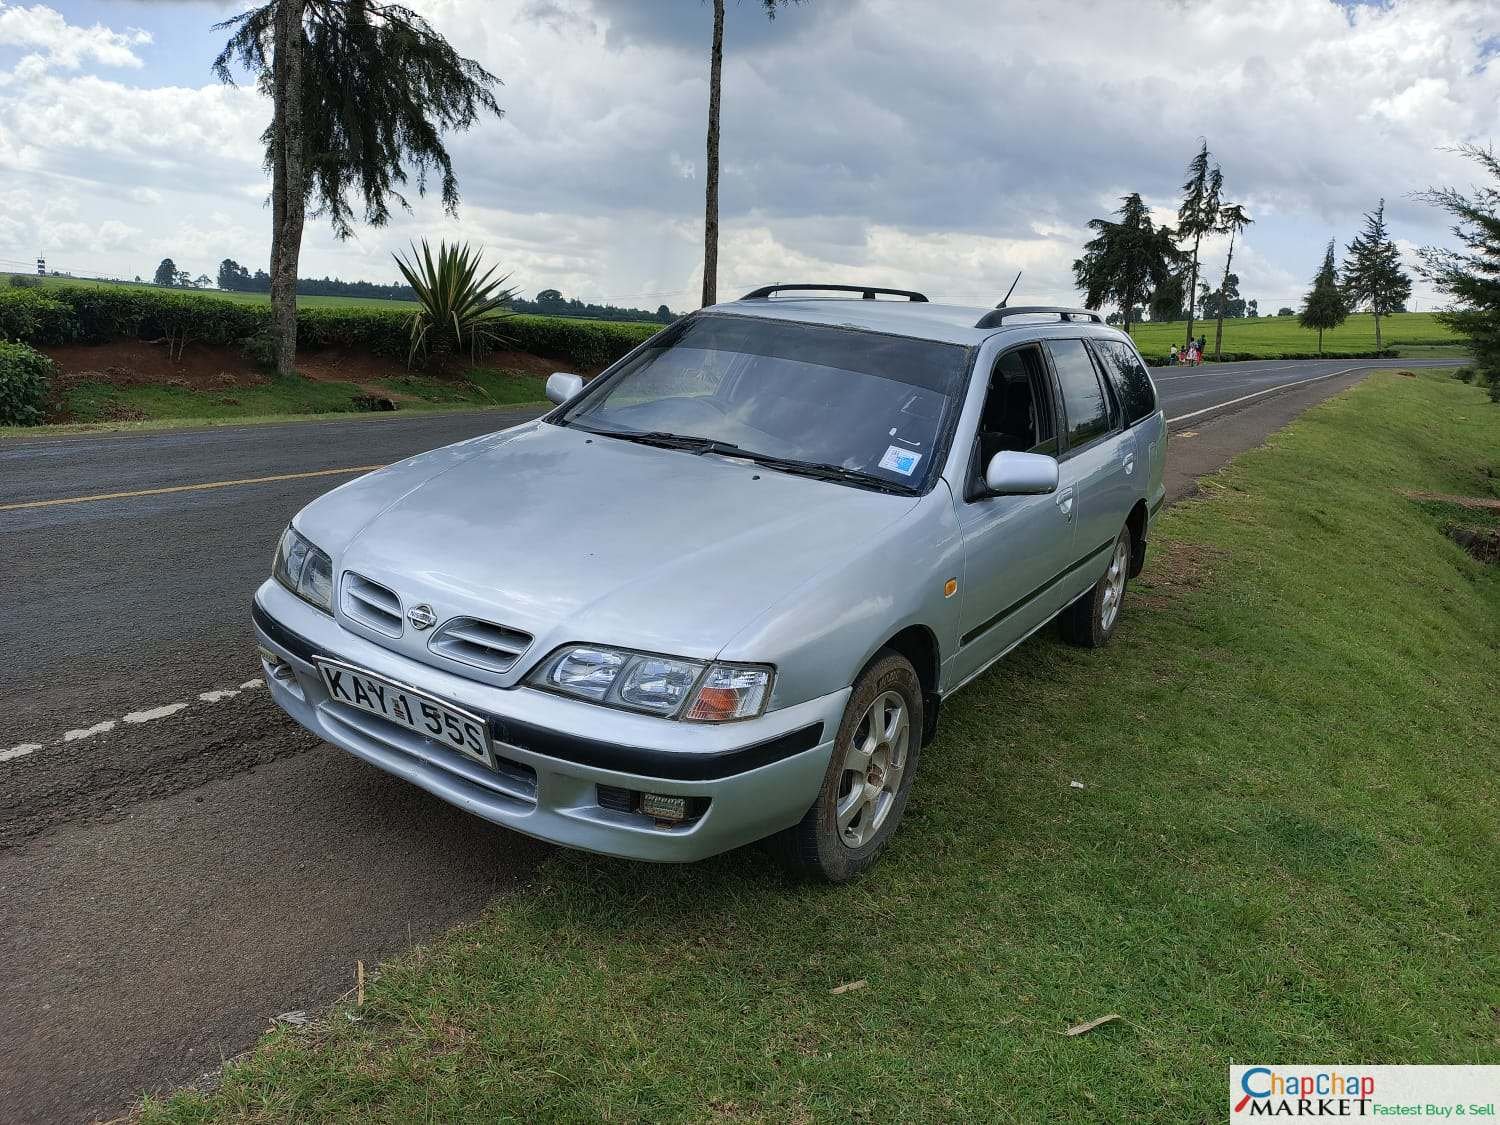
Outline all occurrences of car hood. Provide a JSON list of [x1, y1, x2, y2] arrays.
[[307, 421, 919, 669]]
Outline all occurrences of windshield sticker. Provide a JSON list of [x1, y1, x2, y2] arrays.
[[879, 446, 923, 476]]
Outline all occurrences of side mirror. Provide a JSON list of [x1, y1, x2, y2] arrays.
[[984, 450, 1058, 495], [546, 372, 584, 405]]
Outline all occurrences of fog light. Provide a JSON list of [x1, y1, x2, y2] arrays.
[[639, 792, 688, 822]]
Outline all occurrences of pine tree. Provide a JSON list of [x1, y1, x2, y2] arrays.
[[1300, 240, 1348, 355], [1417, 145, 1500, 402], [1176, 141, 1222, 349], [1341, 200, 1411, 352], [214, 1, 503, 377], [1073, 193, 1184, 333]]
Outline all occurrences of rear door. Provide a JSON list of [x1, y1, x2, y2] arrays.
[[1042, 338, 1131, 603]]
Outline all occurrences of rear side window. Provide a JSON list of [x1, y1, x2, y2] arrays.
[[1091, 339, 1157, 425], [1045, 339, 1112, 449]]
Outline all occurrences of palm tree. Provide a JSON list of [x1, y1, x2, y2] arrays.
[[214, 1, 503, 377], [1212, 203, 1253, 359], [701, 0, 803, 308], [1176, 141, 1223, 349]]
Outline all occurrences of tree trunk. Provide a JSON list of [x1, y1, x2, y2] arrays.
[[1318, 327, 1323, 356], [1213, 231, 1235, 360], [270, 0, 307, 379], [1374, 308, 1382, 351], [701, 0, 724, 309], [1184, 236, 1200, 348]]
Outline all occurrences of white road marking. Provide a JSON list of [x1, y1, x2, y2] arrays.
[[2, 675, 269, 767], [62, 720, 116, 742], [123, 702, 189, 724], [1167, 367, 1359, 425]]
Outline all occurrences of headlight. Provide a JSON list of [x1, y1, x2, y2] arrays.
[[529, 644, 773, 721], [272, 525, 334, 613]]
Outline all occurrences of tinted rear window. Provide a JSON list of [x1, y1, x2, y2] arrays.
[[1045, 339, 1112, 448], [1091, 339, 1157, 425]]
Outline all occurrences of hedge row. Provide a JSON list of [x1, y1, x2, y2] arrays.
[[1140, 348, 1399, 367], [0, 286, 660, 371]]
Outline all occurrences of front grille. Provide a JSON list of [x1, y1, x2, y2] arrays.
[[428, 616, 533, 674], [342, 572, 403, 637]]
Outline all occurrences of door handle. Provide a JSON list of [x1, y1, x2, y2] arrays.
[[1055, 487, 1075, 520], [1123, 455, 1136, 475]]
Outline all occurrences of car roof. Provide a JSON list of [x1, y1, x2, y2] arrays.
[[701, 295, 1135, 350]]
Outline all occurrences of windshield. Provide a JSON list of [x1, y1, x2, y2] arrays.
[[559, 314, 971, 491]]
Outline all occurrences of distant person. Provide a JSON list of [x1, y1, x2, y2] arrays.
[[1169, 343, 1179, 365]]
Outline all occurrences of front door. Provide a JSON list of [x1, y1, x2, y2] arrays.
[[950, 344, 1079, 686]]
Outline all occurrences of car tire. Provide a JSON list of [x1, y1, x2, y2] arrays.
[[774, 650, 923, 883], [1060, 525, 1132, 648]]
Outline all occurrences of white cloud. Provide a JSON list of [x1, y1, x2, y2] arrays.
[[0, 0, 1493, 311], [0, 2, 150, 72]]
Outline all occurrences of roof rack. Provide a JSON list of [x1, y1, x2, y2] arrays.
[[739, 283, 929, 303], [974, 305, 1103, 329]]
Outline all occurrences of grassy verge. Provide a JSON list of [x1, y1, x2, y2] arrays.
[[144, 371, 1499, 1122]]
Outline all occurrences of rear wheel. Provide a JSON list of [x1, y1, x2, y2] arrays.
[[774, 650, 923, 883], [1060, 525, 1132, 648]]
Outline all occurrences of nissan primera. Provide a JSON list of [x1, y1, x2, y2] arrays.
[[253, 284, 1166, 881]]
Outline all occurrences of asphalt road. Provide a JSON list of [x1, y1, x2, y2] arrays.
[[0, 357, 1456, 1122]]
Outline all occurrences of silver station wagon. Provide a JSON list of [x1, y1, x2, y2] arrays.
[[253, 284, 1166, 881]]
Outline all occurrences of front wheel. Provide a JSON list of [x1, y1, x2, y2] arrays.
[[1060, 526, 1132, 648], [774, 650, 923, 883]]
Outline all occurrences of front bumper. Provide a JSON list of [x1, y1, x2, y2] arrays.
[[251, 580, 847, 862]]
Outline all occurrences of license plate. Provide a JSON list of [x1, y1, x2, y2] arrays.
[[316, 659, 495, 769]]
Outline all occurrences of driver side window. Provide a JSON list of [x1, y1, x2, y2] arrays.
[[975, 345, 1057, 471]]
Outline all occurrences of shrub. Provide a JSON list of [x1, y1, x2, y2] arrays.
[[0, 289, 79, 344], [0, 284, 659, 372], [0, 341, 54, 426], [8, 274, 42, 289], [1453, 366, 1476, 384], [393, 240, 517, 366]]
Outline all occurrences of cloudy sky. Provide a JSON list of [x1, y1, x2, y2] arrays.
[[1, 0, 1496, 313]]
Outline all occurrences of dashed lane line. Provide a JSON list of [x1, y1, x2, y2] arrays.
[[2, 678, 264, 766]]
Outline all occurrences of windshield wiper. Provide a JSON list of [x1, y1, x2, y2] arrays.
[[569, 422, 913, 494], [734, 452, 918, 495], [568, 422, 743, 456]]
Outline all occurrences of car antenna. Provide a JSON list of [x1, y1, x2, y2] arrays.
[[997, 271, 1022, 309]]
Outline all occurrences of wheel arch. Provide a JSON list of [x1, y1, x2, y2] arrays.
[[873, 623, 943, 745], [1126, 498, 1149, 578]]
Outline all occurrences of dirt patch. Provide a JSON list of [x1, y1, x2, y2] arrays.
[[1446, 525, 1500, 564], [42, 339, 268, 391], [1136, 541, 1228, 607]]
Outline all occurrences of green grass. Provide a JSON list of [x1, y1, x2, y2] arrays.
[[57, 367, 546, 426], [1128, 311, 1459, 357], [143, 371, 1499, 1122]]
